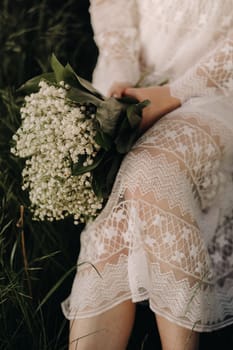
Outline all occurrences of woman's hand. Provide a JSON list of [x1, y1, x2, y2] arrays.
[[124, 85, 181, 132], [108, 81, 133, 98]]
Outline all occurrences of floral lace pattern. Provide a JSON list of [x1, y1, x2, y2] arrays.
[[62, 109, 233, 331]]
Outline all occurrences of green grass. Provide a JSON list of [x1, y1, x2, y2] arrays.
[[0, 1, 95, 349]]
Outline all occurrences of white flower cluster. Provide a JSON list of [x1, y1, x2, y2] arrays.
[[11, 81, 103, 224]]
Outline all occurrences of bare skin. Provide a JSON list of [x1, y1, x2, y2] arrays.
[[69, 302, 199, 350], [108, 82, 181, 131], [108, 81, 132, 98], [156, 314, 199, 350], [69, 300, 136, 350]]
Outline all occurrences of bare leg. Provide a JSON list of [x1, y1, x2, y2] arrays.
[[156, 314, 199, 350], [69, 300, 136, 350]]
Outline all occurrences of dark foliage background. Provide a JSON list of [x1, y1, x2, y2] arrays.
[[0, 0, 232, 349]]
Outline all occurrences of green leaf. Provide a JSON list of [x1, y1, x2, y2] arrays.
[[105, 153, 123, 194], [96, 97, 123, 135], [0, 219, 13, 235], [126, 105, 142, 128], [17, 72, 56, 94], [71, 150, 106, 176], [66, 87, 102, 106], [91, 160, 109, 198], [50, 53, 65, 83], [91, 151, 123, 198], [94, 131, 113, 151], [92, 175, 105, 198], [126, 99, 150, 128], [137, 99, 151, 110], [114, 112, 141, 154], [116, 128, 139, 154], [50, 54, 106, 99], [65, 63, 104, 99], [62, 64, 80, 87], [10, 240, 18, 269], [116, 95, 139, 105]]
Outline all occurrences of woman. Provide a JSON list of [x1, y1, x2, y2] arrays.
[[62, 1, 233, 349]]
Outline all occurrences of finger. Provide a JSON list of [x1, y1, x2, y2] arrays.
[[112, 92, 121, 98], [108, 87, 123, 98], [124, 87, 139, 99]]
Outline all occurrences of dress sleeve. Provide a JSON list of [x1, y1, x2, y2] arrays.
[[170, 34, 233, 103], [89, 0, 140, 95]]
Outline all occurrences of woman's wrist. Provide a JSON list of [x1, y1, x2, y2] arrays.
[[162, 85, 182, 112]]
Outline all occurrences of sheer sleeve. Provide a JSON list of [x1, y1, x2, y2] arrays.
[[89, 0, 140, 95], [170, 33, 233, 104]]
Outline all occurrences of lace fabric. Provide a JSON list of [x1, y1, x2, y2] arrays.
[[90, 0, 233, 96], [62, 108, 233, 331], [90, 0, 140, 94], [170, 36, 233, 103], [62, 0, 233, 332]]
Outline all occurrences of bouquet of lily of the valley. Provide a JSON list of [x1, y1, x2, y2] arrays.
[[11, 55, 149, 224]]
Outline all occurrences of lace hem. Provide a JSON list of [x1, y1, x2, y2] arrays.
[[62, 258, 233, 332]]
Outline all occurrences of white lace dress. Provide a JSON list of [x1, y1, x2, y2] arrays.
[[62, 0, 233, 332]]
